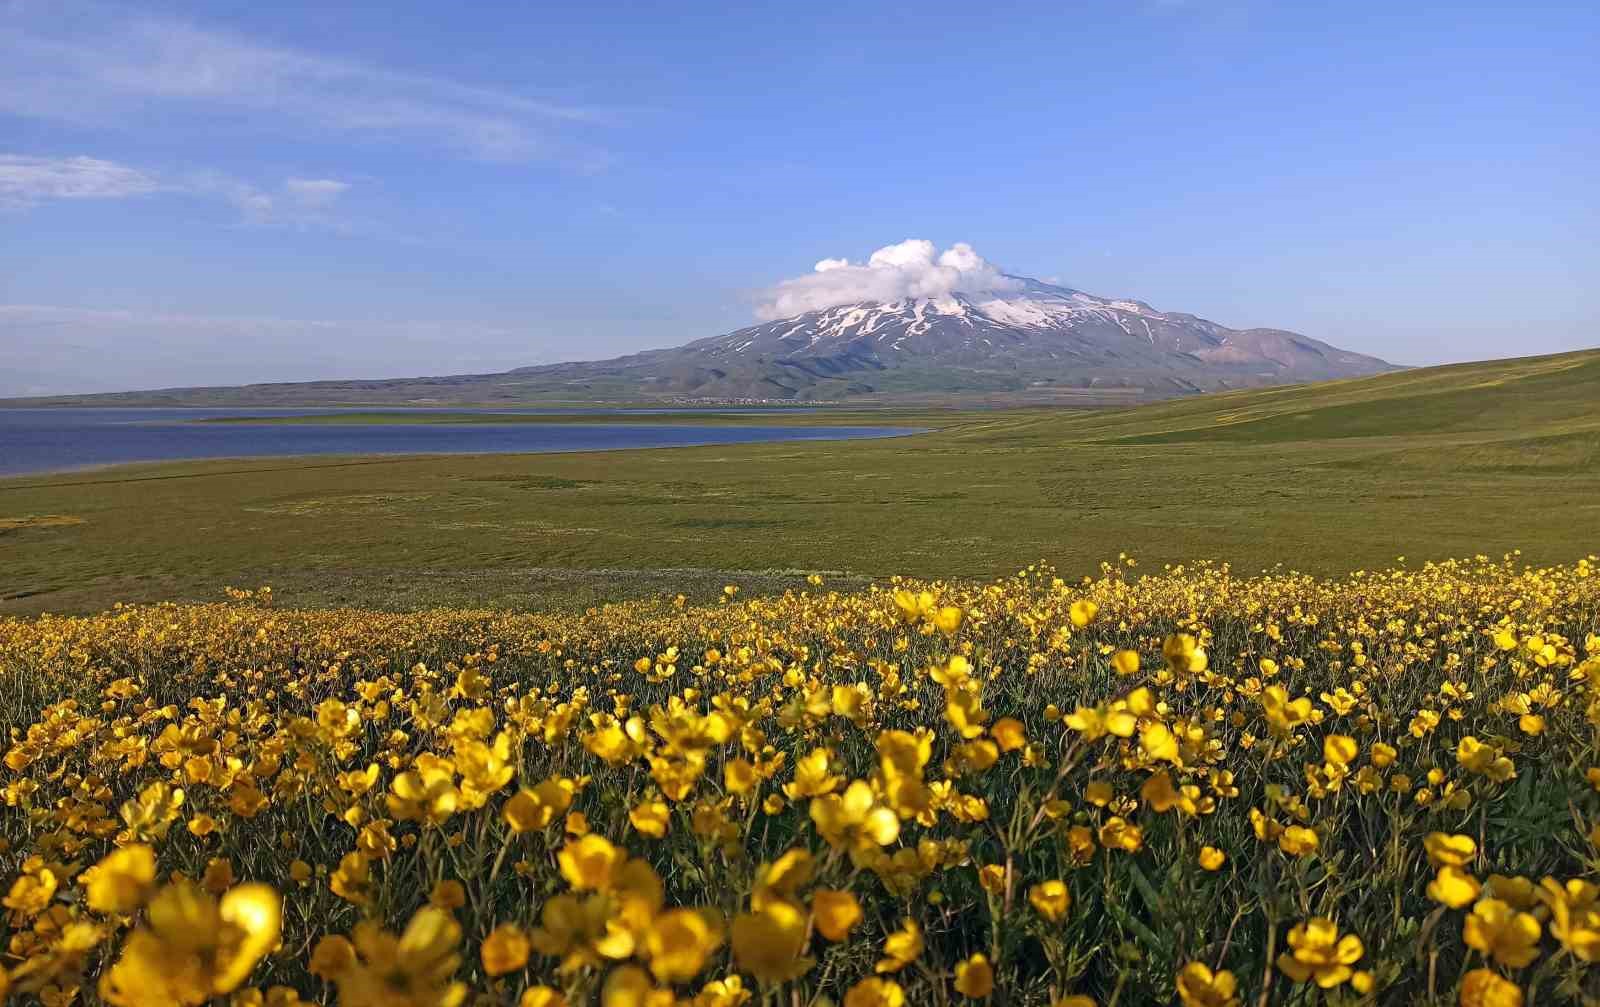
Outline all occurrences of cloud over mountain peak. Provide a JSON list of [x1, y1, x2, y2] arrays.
[[755, 239, 1021, 320]]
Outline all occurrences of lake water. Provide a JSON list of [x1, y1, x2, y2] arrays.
[[0, 408, 919, 477]]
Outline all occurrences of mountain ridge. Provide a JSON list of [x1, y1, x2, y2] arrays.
[[0, 275, 1396, 406]]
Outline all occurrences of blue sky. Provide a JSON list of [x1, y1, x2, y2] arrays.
[[2, 0, 1596, 395]]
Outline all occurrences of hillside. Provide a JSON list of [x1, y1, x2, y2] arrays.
[[0, 276, 1394, 406], [1, 348, 1594, 614]]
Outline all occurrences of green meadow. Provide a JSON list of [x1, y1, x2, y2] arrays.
[[2, 348, 1596, 615]]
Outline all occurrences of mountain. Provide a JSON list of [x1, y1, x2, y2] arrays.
[[0, 276, 1395, 406], [496, 275, 1393, 401]]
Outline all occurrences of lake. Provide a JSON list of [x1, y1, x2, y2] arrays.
[[0, 408, 920, 477]]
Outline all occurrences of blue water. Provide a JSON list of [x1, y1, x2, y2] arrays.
[[0, 408, 919, 477]]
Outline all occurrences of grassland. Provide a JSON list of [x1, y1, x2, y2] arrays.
[[1, 348, 1595, 615]]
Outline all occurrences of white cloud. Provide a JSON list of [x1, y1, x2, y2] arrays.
[[756, 239, 1021, 319], [0, 153, 163, 207], [284, 178, 350, 207], [0, 3, 610, 163], [0, 153, 356, 230]]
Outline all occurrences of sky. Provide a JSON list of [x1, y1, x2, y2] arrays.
[[1, 0, 1596, 395]]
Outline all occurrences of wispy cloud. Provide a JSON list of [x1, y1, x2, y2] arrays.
[[0, 154, 163, 208], [283, 178, 350, 208], [0, 152, 359, 231], [0, 2, 612, 164]]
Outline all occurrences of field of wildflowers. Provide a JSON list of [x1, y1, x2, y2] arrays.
[[2, 553, 1598, 1006]]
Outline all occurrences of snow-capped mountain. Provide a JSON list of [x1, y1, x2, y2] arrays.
[[9, 275, 1395, 406], [508, 275, 1395, 399]]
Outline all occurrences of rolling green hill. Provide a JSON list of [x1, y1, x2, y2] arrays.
[[2, 348, 1594, 615]]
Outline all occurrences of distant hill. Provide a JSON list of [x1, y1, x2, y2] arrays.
[[3, 275, 1396, 406]]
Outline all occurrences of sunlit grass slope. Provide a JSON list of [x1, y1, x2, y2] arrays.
[[1, 348, 1595, 614]]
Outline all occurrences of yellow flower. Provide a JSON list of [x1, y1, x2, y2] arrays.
[[785, 748, 843, 800], [1457, 736, 1516, 782], [520, 988, 568, 1007], [691, 975, 750, 1007], [1198, 847, 1227, 871], [530, 893, 638, 972], [100, 881, 281, 1006], [481, 923, 530, 976], [730, 901, 812, 984], [1425, 832, 1477, 868], [1162, 633, 1206, 673], [1428, 866, 1482, 909], [645, 908, 723, 983], [978, 864, 1006, 894], [945, 686, 989, 739], [1459, 968, 1523, 1007], [1070, 599, 1099, 628], [954, 953, 994, 998], [1141, 723, 1179, 764], [601, 964, 674, 1007], [630, 800, 671, 838], [1278, 826, 1319, 857], [1099, 816, 1143, 853], [1175, 961, 1240, 1007], [933, 606, 964, 636], [429, 879, 466, 911], [1539, 877, 1600, 961], [387, 756, 458, 826], [330, 851, 373, 907], [892, 589, 935, 624], [1111, 649, 1141, 675], [1260, 686, 1313, 736], [752, 849, 814, 912], [119, 781, 186, 842], [1463, 898, 1541, 968], [83, 844, 156, 915], [1028, 880, 1071, 922], [503, 779, 574, 834], [325, 906, 466, 1007], [1276, 918, 1363, 988], [990, 718, 1026, 752], [1141, 770, 1182, 812], [309, 935, 356, 980], [724, 758, 760, 795], [558, 834, 626, 891], [875, 918, 923, 973], [812, 889, 863, 941], [810, 780, 899, 851], [844, 977, 906, 1007], [1322, 734, 1357, 766]]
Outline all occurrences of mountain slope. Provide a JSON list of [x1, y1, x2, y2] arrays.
[[486, 276, 1394, 401], [1, 276, 1395, 405]]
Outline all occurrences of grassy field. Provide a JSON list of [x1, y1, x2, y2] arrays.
[[2, 348, 1596, 615]]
